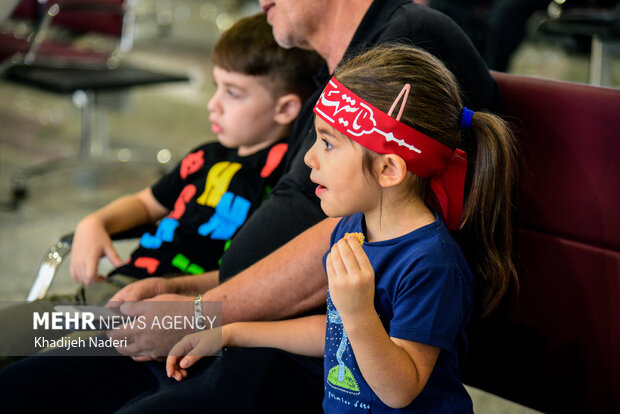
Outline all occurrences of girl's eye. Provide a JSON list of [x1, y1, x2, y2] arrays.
[[322, 138, 333, 150]]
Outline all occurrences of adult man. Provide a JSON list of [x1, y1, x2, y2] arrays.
[[0, 1, 499, 411], [109, 0, 498, 354]]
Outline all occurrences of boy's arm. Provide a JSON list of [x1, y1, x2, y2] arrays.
[[71, 188, 168, 285]]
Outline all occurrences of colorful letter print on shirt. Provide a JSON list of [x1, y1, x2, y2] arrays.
[[140, 217, 180, 249], [180, 150, 205, 179], [198, 192, 251, 240], [128, 142, 287, 278], [196, 161, 242, 207]]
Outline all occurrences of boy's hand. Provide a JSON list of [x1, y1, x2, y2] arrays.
[[326, 236, 375, 321], [166, 328, 223, 381], [70, 216, 124, 285]]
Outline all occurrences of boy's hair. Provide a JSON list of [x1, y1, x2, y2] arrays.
[[212, 13, 323, 101], [335, 45, 518, 317]]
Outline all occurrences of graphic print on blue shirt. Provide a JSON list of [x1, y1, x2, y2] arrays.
[[326, 306, 359, 394], [325, 295, 371, 411], [198, 191, 251, 240]]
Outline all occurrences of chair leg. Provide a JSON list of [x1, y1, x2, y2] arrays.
[[7, 89, 173, 207], [73, 89, 112, 158], [589, 35, 614, 87], [74, 89, 97, 158]]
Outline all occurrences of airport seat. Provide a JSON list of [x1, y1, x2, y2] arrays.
[[26, 69, 619, 412], [463, 71, 620, 413], [535, 4, 620, 86]]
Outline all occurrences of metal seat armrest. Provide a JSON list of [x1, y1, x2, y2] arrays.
[[27, 235, 73, 302]]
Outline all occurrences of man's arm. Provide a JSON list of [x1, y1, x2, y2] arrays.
[[203, 217, 338, 324], [108, 271, 219, 303], [108, 216, 336, 307], [108, 218, 337, 359]]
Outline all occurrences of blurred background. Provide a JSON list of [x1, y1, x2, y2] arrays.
[[0, 1, 618, 412]]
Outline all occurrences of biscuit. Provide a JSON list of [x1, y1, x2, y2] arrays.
[[344, 232, 365, 246]]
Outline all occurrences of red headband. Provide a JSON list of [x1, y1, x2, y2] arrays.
[[313, 77, 467, 230]]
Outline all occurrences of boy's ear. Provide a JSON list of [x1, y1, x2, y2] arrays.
[[376, 154, 408, 188], [273, 94, 302, 126]]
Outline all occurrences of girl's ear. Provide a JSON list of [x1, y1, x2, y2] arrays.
[[376, 154, 408, 188], [273, 94, 302, 126]]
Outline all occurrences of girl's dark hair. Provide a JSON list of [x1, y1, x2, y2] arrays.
[[335, 44, 517, 316], [212, 13, 323, 101]]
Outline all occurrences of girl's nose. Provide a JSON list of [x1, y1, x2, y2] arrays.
[[304, 141, 318, 169]]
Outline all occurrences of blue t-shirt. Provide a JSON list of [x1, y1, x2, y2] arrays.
[[323, 213, 474, 413]]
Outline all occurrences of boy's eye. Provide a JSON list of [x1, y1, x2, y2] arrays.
[[322, 138, 333, 150], [226, 89, 240, 99]]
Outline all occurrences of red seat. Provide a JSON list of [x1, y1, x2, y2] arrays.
[[0, 0, 122, 66], [464, 72, 620, 413], [0, 34, 110, 66]]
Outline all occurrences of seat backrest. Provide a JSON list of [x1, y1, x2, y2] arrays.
[[46, 0, 125, 37], [8, 0, 36, 20], [1, 0, 134, 67], [9, 0, 124, 32], [463, 72, 620, 413]]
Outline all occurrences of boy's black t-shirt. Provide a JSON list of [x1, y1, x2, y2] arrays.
[[110, 140, 288, 279]]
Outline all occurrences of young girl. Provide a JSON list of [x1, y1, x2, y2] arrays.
[[166, 44, 517, 413]]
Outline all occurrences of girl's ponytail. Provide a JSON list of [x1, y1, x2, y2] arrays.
[[460, 112, 518, 316]]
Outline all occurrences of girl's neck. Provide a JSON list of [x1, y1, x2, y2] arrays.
[[362, 191, 435, 243]]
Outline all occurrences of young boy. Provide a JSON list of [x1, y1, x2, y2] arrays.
[[0, 13, 323, 363], [70, 13, 322, 287]]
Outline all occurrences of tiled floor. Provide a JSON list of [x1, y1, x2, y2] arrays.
[[1, 1, 618, 412]]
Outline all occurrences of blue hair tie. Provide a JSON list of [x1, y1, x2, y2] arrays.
[[460, 107, 474, 129]]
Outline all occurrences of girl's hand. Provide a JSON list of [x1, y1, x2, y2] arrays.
[[326, 236, 375, 322], [166, 328, 223, 381]]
